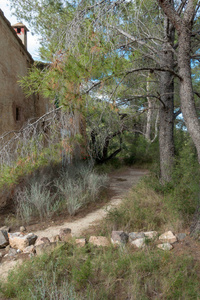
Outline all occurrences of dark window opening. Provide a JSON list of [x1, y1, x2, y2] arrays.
[[17, 28, 21, 34], [16, 107, 20, 121]]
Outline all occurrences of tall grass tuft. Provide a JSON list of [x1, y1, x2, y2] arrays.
[[14, 162, 108, 221], [15, 180, 59, 223], [55, 163, 108, 215]]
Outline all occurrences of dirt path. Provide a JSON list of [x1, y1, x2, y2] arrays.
[[34, 168, 148, 239], [0, 168, 148, 281]]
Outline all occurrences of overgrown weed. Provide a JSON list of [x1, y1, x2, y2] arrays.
[[1, 242, 199, 299], [103, 181, 184, 235]]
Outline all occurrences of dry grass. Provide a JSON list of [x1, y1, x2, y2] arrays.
[[103, 181, 185, 236]]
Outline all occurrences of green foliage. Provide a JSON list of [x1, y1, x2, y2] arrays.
[[169, 138, 199, 217], [149, 134, 199, 224], [0, 143, 62, 190], [122, 134, 159, 166]]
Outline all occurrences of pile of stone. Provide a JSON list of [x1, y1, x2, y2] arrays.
[[110, 230, 186, 250], [0, 226, 187, 261]]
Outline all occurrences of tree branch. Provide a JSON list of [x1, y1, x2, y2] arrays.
[[174, 108, 182, 120], [194, 91, 200, 98], [157, 0, 182, 33], [125, 67, 182, 80], [85, 66, 182, 94], [110, 25, 158, 55]]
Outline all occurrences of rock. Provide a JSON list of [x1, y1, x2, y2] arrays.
[[8, 232, 38, 251], [75, 238, 86, 248], [129, 232, 145, 241], [0, 252, 3, 258], [35, 242, 57, 255], [20, 226, 26, 233], [111, 231, 129, 245], [29, 253, 35, 258], [0, 230, 9, 248], [35, 237, 50, 246], [130, 238, 146, 248], [157, 243, 173, 251], [89, 236, 110, 247], [176, 233, 187, 241], [35, 242, 65, 256], [8, 248, 18, 256], [23, 245, 35, 254], [59, 228, 72, 242], [41, 237, 51, 244], [0, 226, 10, 232], [5, 245, 10, 252], [51, 235, 61, 243], [159, 231, 177, 244], [144, 231, 158, 239]]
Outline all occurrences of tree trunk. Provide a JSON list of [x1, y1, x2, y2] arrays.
[[145, 72, 154, 142], [178, 25, 200, 164], [157, 0, 200, 235], [178, 22, 200, 237], [159, 17, 175, 183]]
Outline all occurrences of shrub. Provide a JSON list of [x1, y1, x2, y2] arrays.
[[15, 180, 59, 222], [86, 172, 108, 202], [29, 271, 78, 300], [122, 134, 159, 166], [55, 163, 108, 215], [55, 178, 86, 216]]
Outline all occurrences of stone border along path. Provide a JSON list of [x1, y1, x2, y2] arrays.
[[0, 168, 148, 281]]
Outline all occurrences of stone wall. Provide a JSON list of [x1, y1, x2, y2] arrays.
[[0, 10, 49, 136]]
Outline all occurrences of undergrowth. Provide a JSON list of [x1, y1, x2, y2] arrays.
[[103, 140, 199, 235], [1, 132, 200, 299], [13, 162, 108, 222], [1, 242, 199, 299]]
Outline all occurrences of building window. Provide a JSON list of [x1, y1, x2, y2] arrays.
[[16, 107, 20, 121], [17, 28, 21, 34]]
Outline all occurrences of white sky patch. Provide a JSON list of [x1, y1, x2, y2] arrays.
[[0, 0, 41, 60]]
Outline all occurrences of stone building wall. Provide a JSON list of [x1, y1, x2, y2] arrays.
[[0, 10, 49, 136]]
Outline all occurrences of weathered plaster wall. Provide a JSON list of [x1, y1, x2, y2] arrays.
[[0, 10, 49, 136]]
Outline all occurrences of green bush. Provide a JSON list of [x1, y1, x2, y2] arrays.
[[122, 134, 159, 166]]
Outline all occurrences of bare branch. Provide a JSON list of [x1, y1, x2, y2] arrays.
[[110, 25, 158, 55], [125, 67, 182, 80], [123, 93, 166, 108], [194, 91, 200, 98]]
